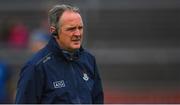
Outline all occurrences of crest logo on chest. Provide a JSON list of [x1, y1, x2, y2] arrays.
[[83, 73, 89, 81]]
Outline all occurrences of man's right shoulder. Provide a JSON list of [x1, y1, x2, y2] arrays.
[[26, 47, 53, 66], [20, 48, 53, 74]]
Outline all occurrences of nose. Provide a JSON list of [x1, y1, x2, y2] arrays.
[[74, 29, 81, 36]]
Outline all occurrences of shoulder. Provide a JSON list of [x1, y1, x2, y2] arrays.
[[27, 47, 53, 66], [81, 48, 96, 60], [80, 48, 97, 66], [20, 47, 52, 74], [82, 48, 96, 58]]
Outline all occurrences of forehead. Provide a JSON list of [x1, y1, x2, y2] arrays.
[[60, 10, 83, 25]]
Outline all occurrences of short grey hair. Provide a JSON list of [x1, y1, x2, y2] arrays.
[[48, 4, 80, 30]]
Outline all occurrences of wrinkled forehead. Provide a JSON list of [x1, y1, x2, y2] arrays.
[[60, 11, 82, 22], [60, 11, 83, 26]]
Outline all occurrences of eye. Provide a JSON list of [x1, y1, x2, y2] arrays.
[[66, 27, 76, 31], [78, 26, 83, 30]]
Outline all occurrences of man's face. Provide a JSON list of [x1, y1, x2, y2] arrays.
[[56, 11, 83, 52]]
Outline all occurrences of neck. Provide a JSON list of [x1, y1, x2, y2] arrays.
[[55, 38, 78, 53]]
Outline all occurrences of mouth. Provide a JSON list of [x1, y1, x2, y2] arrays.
[[71, 37, 81, 42]]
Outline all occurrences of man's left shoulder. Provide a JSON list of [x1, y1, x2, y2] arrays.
[[82, 49, 95, 59]]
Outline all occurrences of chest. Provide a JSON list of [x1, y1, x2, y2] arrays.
[[40, 60, 94, 103]]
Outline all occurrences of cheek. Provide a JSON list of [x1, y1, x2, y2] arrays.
[[60, 34, 72, 43]]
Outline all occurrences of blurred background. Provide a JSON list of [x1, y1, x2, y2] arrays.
[[0, 0, 180, 104]]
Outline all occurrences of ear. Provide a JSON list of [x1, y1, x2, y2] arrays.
[[50, 26, 56, 33]]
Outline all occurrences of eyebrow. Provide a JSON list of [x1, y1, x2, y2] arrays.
[[64, 25, 83, 29]]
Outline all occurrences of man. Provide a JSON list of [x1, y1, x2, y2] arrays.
[[15, 4, 104, 104]]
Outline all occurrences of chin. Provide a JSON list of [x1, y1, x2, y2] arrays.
[[72, 45, 81, 50], [73, 46, 81, 50]]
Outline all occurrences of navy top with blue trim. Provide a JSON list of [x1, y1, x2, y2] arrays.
[[15, 37, 104, 104]]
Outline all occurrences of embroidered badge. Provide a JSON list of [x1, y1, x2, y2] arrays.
[[53, 80, 65, 88], [83, 73, 89, 81]]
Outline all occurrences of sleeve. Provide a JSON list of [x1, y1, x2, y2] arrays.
[[15, 64, 44, 104], [92, 57, 104, 104]]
